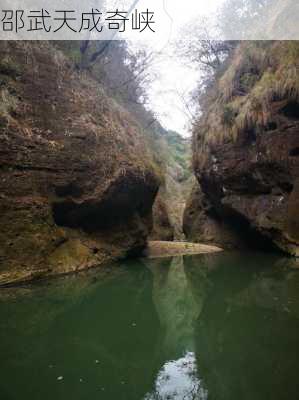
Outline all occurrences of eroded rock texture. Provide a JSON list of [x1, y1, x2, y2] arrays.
[[184, 42, 299, 256], [0, 42, 159, 284], [149, 188, 174, 241], [183, 184, 244, 249]]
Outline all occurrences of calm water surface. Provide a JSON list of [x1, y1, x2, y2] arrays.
[[1, 252, 299, 400]]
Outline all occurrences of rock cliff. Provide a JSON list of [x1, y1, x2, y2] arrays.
[[149, 127, 192, 241], [0, 41, 160, 285], [184, 42, 299, 256]]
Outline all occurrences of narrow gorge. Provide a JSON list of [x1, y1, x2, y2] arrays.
[[0, 41, 192, 285], [1, 40, 299, 286], [1, 3, 299, 398]]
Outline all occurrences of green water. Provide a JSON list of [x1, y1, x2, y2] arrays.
[[1, 252, 299, 400]]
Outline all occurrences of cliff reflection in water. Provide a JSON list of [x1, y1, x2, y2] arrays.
[[191, 253, 299, 400], [143, 252, 299, 400], [144, 256, 207, 399], [1, 253, 299, 400]]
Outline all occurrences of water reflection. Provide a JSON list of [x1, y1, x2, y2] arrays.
[[144, 352, 207, 400], [1, 252, 299, 400], [143, 252, 299, 400], [144, 257, 207, 399], [190, 253, 299, 400], [148, 257, 202, 356]]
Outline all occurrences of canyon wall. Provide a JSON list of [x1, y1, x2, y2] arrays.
[[149, 128, 192, 241], [0, 42, 160, 285], [184, 42, 299, 255]]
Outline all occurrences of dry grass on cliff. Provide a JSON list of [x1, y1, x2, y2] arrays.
[[0, 42, 162, 187], [195, 41, 299, 158]]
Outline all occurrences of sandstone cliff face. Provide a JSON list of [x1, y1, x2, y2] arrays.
[[149, 128, 192, 241], [183, 184, 244, 249], [184, 42, 299, 256], [150, 175, 191, 242], [149, 188, 174, 241], [0, 42, 159, 285]]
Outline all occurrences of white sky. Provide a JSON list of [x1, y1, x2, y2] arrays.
[[126, 0, 225, 136]]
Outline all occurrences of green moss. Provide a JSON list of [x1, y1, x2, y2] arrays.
[[0, 58, 21, 79], [239, 72, 259, 93], [0, 87, 19, 118], [222, 104, 236, 127], [47, 239, 93, 273], [0, 74, 10, 87], [0, 114, 8, 128]]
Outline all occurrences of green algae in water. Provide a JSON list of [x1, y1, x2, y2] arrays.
[[1, 252, 299, 400]]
